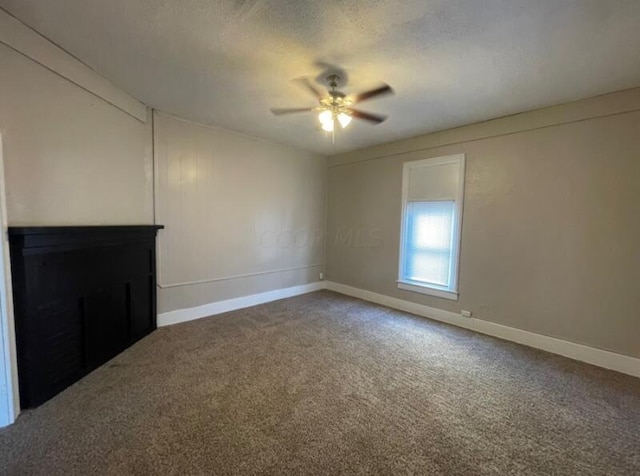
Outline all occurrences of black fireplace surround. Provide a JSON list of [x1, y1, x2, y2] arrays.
[[8, 225, 163, 408]]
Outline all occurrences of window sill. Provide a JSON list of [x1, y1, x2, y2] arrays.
[[396, 281, 459, 301]]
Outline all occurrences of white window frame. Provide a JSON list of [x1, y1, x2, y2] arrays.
[[397, 154, 465, 301]]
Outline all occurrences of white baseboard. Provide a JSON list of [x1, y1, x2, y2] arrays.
[[325, 281, 640, 378], [158, 281, 325, 327], [157, 279, 639, 378]]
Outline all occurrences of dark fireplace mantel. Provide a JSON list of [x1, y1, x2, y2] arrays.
[[9, 225, 163, 408]]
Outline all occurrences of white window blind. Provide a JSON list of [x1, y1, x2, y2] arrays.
[[407, 162, 459, 201], [403, 201, 455, 287], [398, 155, 465, 300]]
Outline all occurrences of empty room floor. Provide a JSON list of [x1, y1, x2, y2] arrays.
[[1, 290, 638, 475]]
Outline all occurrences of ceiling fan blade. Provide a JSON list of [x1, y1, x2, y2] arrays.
[[270, 107, 314, 115], [353, 84, 394, 103], [348, 108, 388, 124], [293, 77, 324, 100]]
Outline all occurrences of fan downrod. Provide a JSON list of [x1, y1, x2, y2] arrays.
[[326, 74, 346, 101]]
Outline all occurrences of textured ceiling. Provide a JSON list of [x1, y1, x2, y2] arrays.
[[2, 0, 640, 155]]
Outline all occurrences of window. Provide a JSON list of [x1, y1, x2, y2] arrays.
[[398, 155, 465, 300]]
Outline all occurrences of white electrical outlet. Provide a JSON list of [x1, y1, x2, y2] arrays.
[[461, 310, 472, 318], [319, 272, 324, 280]]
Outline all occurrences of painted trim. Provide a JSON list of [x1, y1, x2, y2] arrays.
[[329, 88, 640, 167], [0, 134, 19, 427], [157, 264, 323, 289], [325, 281, 640, 378], [158, 281, 325, 327], [398, 154, 465, 298], [0, 8, 147, 123], [397, 281, 458, 301]]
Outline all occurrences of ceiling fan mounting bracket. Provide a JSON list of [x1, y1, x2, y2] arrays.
[[327, 74, 341, 89]]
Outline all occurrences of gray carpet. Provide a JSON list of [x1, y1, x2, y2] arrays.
[[1, 290, 639, 475]]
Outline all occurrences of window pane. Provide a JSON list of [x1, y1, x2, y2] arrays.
[[403, 201, 455, 287]]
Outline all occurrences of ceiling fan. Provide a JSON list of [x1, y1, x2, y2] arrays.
[[270, 74, 394, 133]]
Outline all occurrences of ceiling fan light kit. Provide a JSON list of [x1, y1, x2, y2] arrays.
[[318, 110, 352, 132], [270, 72, 394, 140]]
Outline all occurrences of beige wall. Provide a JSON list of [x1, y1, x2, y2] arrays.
[[3, 31, 639, 356], [0, 44, 153, 225], [0, 40, 326, 315], [154, 113, 326, 313], [327, 89, 640, 358]]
